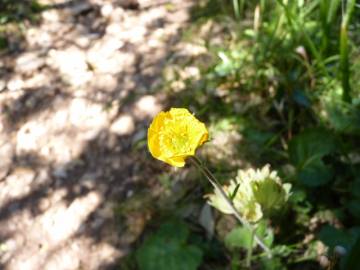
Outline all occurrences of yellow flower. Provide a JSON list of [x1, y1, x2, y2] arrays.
[[148, 108, 208, 167]]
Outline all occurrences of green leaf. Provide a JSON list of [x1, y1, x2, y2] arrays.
[[289, 129, 336, 187], [350, 180, 360, 198], [293, 89, 311, 108], [255, 221, 274, 248], [214, 51, 237, 76], [244, 128, 274, 147], [136, 221, 203, 270], [344, 236, 360, 270], [225, 226, 253, 250], [297, 159, 333, 187], [289, 129, 336, 164], [229, 183, 241, 201], [318, 225, 353, 250], [347, 200, 360, 219], [260, 256, 286, 270], [225, 222, 273, 250], [327, 103, 360, 134], [349, 227, 360, 239], [272, 245, 293, 257], [289, 189, 307, 203]]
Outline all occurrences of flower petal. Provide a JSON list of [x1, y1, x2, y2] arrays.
[[147, 108, 208, 167]]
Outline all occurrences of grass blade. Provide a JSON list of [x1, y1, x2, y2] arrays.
[[340, 0, 356, 102], [232, 0, 241, 20]]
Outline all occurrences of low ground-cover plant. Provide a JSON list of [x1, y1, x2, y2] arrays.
[[145, 107, 292, 268], [124, 1, 360, 269]]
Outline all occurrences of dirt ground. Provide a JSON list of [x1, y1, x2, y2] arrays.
[[0, 0, 194, 269]]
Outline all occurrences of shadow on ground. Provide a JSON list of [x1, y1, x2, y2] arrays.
[[0, 0, 194, 269]]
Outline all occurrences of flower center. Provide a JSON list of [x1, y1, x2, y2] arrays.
[[161, 120, 192, 155]]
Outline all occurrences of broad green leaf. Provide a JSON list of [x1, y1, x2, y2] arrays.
[[327, 103, 360, 134], [155, 220, 188, 242], [293, 89, 311, 108], [318, 225, 353, 250], [298, 159, 333, 186], [289, 129, 336, 164], [289, 129, 336, 187], [347, 200, 360, 219], [260, 256, 286, 270], [225, 226, 253, 250], [225, 222, 273, 250], [289, 189, 307, 203], [341, 229, 360, 270], [344, 236, 360, 270], [136, 221, 203, 270], [350, 180, 360, 198], [244, 128, 274, 147], [349, 227, 360, 238]]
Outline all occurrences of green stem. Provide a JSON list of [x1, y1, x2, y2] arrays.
[[189, 156, 272, 258], [232, 0, 240, 20], [339, 0, 355, 103], [246, 227, 255, 267]]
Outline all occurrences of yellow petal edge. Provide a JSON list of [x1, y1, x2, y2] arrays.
[[148, 108, 208, 167]]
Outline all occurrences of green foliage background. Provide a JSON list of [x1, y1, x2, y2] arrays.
[[126, 0, 360, 269]]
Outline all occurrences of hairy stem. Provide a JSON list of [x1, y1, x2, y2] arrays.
[[189, 156, 272, 258], [246, 227, 255, 267]]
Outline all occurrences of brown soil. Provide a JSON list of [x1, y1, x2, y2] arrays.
[[0, 0, 193, 269]]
